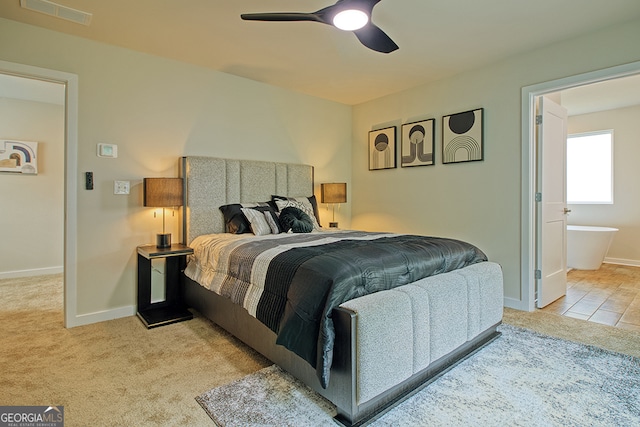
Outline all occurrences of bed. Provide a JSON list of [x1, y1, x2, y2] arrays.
[[180, 156, 503, 426]]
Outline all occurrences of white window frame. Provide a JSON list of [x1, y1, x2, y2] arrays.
[[566, 129, 614, 204]]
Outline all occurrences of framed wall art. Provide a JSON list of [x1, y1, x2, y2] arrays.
[[401, 118, 435, 167], [368, 126, 396, 170], [0, 139, 38, 174], [442, 108, 483, 164]]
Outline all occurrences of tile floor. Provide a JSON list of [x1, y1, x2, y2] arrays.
[[540, 263, 640, 332]]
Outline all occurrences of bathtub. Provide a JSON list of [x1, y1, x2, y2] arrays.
[[567, 225, 618, 270]]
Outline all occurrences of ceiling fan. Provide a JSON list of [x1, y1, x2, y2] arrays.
[[241, 0, 399, 54]]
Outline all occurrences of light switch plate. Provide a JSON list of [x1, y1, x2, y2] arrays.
[[114, 180, 130, 195]]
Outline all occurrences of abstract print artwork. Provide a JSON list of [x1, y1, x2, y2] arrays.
[[442, 108, 483, 164], [0, 140, 38, 174], [401, 119, 435, 167], [369, 126, 396, 170]]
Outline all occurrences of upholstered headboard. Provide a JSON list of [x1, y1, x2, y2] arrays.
[[180, 156, 314, 245]]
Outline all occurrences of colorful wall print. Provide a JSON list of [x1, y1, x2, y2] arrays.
[[0, 140, 39, 174], [442, 108, 483, 164], [369, 126, 396, 170], [401, 119, 435, 167]]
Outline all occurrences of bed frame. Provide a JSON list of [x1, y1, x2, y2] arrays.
[[180, 156, 503, 426]]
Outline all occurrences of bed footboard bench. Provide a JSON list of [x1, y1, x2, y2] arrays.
[[184, 261, 503, 426]]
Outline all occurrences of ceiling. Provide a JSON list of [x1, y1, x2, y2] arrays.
[[560, 73, 640, 116], [1, 0, 640, 105], [0, 72, 65, 105]]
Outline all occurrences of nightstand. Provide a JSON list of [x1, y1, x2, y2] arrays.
[[136, 243, 194, 328]]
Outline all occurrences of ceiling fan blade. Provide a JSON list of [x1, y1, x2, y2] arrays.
[[241, 12, 323, 23], [354, 23, 398, 53], [335, 0, 381, 12]]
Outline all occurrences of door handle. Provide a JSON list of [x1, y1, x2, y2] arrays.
[[564, 208, 572, 214]]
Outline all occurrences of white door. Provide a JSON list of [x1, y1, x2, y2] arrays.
[[536, 96, 569, 308]]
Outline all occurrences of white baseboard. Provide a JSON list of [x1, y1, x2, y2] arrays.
[[604, 257, 640, 267], [66, 305, 136, 328], [0, 266, 64, 280], [0, 268, 138, 328]]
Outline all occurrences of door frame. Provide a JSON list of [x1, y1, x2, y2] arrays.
[[520, 60, 640, 311], [0, 60, 79, 327]]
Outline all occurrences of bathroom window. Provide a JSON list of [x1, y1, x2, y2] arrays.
[[567, 130, 613, 204]]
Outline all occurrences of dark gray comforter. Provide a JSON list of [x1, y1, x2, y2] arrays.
[[187, 231, 487, 387]]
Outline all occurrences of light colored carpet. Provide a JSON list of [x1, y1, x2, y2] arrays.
[[197, 324, 640, 426], [0, 274, 270, 426], [1, 274, 639, 426]]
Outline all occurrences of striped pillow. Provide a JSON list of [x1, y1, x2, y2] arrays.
[[263, 211, 281, 234], [241, 208, 272, 236]]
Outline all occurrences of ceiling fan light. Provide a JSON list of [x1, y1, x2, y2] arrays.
[[333, 9, 368, 31]]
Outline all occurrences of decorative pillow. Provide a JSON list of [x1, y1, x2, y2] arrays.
[[219, 202, 280, 234], [272, 195, 321, 228], [273, 196, 321, 230], [241, 208, 272, 236], [279, 207, 313, 233], [263, 211, 281, 234], [251, 205, 281, 234], [219, 204, 251, 234]]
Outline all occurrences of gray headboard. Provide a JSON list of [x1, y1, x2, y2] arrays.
[[180, 156, 314, 245]]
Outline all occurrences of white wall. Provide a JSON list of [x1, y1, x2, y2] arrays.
[[0, 97, 64, 277], [567, 104, 640, 265], [351, 19, 640, 305], [0, 18, 352, 321]]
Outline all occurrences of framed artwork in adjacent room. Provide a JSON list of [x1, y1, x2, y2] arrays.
[[369, 126, 397, 170], [401, 118, 435, 167], [0, 139, 38, 174], [442, 108, 484, 164]]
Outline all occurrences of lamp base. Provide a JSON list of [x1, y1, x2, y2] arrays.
[[329, 222, 339, 228], [156, 233, 172, 248]]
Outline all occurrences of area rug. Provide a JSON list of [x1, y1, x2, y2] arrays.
[[196, 325, 640, 426]]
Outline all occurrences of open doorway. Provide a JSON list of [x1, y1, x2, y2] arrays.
[[0, 73, 65, 277], [520, 60, 640, 320], [536, 75, 640, 331], [0, 60, 79, 327]]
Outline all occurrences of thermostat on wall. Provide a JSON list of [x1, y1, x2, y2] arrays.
[[97, 143, 118, 158]]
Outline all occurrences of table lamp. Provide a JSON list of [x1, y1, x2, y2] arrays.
[[321, 182, 347, 228], [143, 177, 183, 248]]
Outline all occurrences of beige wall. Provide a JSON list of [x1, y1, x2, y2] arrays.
[[2, 15, 640, 321], [0, 18, 352, 321], [567, 104, 640, 264], [0, 98, 64, 277], [351, 19, 640, 304]]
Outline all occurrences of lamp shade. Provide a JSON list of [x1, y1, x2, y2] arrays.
[[321, 183, 347, 204], [143, 178, 183, 207]]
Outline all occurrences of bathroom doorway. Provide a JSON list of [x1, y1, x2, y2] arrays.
[[539, 73, 640, 329], [521, 62, 640, 311]]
